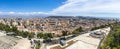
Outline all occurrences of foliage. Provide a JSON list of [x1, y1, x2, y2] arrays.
[[0, 23, 34, 38], [72, 26, 83, 34], [37, 33, 43, 38], [91, 25, 107, 31], [35, 44, 40, 49], [37, 33, 53, 39], [100, 23, 120, 49], [62, 30, 68, 36]]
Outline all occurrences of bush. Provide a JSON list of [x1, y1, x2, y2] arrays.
[[72, 26, 83, 34], [37, 33, 53, 39], [100, 23, 120, 49]]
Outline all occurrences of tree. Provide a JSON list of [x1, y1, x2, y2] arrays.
[[72, 26, 83, 34], [100, 23, 120, 49], [77, 27, 83, 32], [37, 33, 53, 39], [35, 45, 40, 49], [12, 26, 18, 32], [46, 33, 53, 38], [28, 33, 34, 38], [62, 30, 68, 36], [0, 23, 35, 39], [72, 30, 79, 34], [37, 33, 44, 38]]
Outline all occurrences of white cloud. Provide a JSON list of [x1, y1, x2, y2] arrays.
[[9, 12, 15, 14], [0, 12, 49, 15], [51, 0, 120, 17], [1, 0, 120, 18]]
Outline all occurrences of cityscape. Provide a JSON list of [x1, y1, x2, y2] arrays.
[[0, 0, 120, 49]]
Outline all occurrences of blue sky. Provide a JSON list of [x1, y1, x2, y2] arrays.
[[0, 0, 120, 18], [0, 0, 65, 12]]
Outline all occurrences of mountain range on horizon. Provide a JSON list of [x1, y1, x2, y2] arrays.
[[0, 13, 119, 20]]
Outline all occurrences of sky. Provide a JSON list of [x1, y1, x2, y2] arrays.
[[0, 0, 120, 18]]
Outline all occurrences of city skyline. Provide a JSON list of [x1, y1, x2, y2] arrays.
[[0, 0, 119, 49], [0, 0, 120, 18]]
